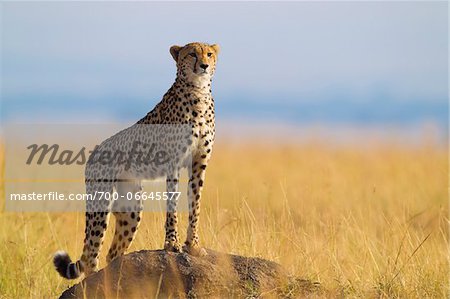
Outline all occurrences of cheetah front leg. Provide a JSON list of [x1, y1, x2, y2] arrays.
[[183, 155, 210, 257], [164, 172, 182, 252]]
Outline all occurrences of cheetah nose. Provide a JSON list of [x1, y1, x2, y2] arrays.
[[200, 64, 209, 70]]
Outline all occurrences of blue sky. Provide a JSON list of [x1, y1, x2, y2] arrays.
[[1, 2, 448, 135]]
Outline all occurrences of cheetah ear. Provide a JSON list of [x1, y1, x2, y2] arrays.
[[211, 44, 220, 55], [170, 45, 182, 62]]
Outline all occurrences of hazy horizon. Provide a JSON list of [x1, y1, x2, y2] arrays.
[[1, 1, 447, 141]]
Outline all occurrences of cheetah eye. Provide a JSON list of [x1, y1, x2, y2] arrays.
[[207, 53, 213, 57], [189, 53, 197, 58]]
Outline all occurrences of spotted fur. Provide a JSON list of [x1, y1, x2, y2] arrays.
[[53, 42, 219, 279]]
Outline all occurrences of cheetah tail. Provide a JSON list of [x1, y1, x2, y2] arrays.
[[53, 250, 84, 279]]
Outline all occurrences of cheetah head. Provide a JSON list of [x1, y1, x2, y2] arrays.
[[170, 42, 220, 88]]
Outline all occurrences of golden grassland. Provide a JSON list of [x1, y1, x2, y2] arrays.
[[0, 141, 448, 298]]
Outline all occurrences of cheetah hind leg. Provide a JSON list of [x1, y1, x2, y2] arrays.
[[106, 211, 142, 263], [106, 177, 143, 263], [74, 181, 113, 277]]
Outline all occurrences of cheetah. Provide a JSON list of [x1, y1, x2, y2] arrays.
[[53, 42, 220, 279]]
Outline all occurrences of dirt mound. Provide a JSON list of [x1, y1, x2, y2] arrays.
[[58, 249, 319, 298]]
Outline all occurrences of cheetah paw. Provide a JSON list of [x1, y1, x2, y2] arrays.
[[182, 244, 208, 257], [164, 242, 182, 253]]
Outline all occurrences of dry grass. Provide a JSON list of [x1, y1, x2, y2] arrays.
[[0, 140, 448, 298]]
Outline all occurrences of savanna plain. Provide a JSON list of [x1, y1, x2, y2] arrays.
[[0, 139, 448, 298]]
